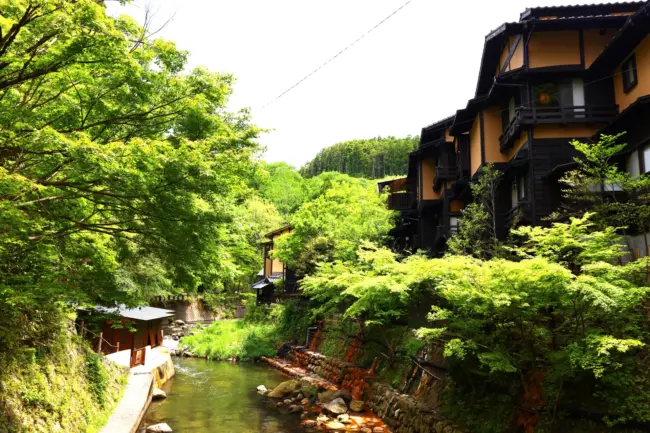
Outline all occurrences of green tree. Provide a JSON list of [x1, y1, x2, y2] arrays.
[[0, 0, 260, 362], [256, 162, 305, 216], [560, 133, 650, 253], [447, 164, 504, 258], [274, 172, 395, 275], [302, 215, 650, 430], [300, 136, 418, 179]]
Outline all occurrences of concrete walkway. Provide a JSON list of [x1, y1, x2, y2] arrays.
[[100, 372, 153, 433]]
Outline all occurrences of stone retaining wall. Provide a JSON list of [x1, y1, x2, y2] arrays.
[[367, 380, 466, 433], [279, 348, 466, 433]]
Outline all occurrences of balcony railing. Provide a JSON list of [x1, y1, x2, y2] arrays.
[[504, 201, 531, 228], [434, 165, 456, 189], [500, 105, 619, 151], [387, 191, 416, 211]]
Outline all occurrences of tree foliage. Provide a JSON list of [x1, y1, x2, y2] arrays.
[[273, 172, 395, 276], [302, 215, 650, 429], [0, 0, 263, 360], [300, 136, 418, 179]]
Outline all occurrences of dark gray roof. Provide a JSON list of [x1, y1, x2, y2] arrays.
[[83, 305, 175, 321]]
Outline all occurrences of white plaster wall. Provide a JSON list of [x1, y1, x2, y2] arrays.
[[106, 349, 131, 368]]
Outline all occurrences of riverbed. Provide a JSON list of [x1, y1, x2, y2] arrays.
[[140, 357, 306, 433]]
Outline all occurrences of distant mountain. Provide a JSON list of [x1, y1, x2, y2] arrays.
[[300, 136, 418, 179]]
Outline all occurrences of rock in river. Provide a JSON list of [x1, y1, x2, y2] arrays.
[[256, 385, 268, 394], [146, 423, 173, 433], [152, 388, 167, 401], [323, 397, 348, 415], [268, 380, 301, 398], [349, 399, 365, 412]]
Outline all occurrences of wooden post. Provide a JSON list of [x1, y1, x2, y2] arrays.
[[80, 320, 85, 339], [97, 332, 103, 353], [116, 342, 120, 354]]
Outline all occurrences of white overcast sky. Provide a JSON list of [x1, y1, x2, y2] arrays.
[[106, 0, 614, 168]]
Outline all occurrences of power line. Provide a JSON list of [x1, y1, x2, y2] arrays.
[[261, 0, 414, 110]]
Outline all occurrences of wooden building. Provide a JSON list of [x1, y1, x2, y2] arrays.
[[78, 305, 175, 368], [384, 1, 650, 256], [252, 225, 300, 304]]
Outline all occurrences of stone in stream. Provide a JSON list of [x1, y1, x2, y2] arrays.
[[288, 404, 304, 414], [303, 420, 317, 428], [267, 380, 301, 398], [325, 420, 346, 430], [323, 397, 348, 415], [146, 423, 173, 433], [337, 413, 351, 424], [256, 385, 268, 394], [317, 390, 336, 404], [360, 429, 372, 433], [283, 399, 292, 405], [316, 414, 330, 426], [152, 388, 167, 400], [349, 399, 365, 412], [332, 389, 353, 403]]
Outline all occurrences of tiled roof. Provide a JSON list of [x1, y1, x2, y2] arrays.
[[83, 305, 175, 321], [521, 1, 644, 20]]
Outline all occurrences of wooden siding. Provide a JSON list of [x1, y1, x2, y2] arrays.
[[469, 115, 482, 175], [499, 35, 525, 74], [530, 138, 579, 221], [483, 107, 509, 164], [533, 124, 601, 139], [420, 158, 440, 200], [583, 28, 617, 67], [614, 35, 650, 112], [528, 30, 581, 68]]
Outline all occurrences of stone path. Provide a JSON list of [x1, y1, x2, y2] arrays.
[[99, 373, 153, 433]]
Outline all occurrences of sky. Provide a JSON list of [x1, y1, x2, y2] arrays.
[[106, 0, 614, 168]]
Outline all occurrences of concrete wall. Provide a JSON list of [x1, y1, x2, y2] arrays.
[[106, 349, 132, 369]]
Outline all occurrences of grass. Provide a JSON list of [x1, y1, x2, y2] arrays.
[[179, 319, 280, 360]]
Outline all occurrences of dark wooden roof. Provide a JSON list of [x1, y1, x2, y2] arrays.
[[474, 3, 644, 97], [263, 224, 292, 240], [520, 2, 643, 21], [589, 1, 650, 73]]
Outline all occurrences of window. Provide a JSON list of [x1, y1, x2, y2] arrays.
[[644, 144, 650, 174], [511, 173, 528, 208], [518, 173, 528, 200], [627, 150, 640, 178], [622, 55, 638, 93], [450, 216, 460, 233], [508, 97, 516, 122], [533, 79, 584, 112]]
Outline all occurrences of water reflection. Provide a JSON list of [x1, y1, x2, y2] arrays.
[[141, 357, 306, 433]]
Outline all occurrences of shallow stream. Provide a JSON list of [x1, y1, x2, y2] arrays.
[[140, 357, 305, 433]]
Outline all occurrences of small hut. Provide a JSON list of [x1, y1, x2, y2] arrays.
[[78, 305, 175, 368]]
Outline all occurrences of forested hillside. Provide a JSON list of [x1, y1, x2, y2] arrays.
[[300, 136, 418, 179]]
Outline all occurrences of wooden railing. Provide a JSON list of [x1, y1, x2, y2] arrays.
[[387, 191, 416, 211], [68, 318, 120, 354], [503, 201, 530, 228], [500, 105, 618, 151]]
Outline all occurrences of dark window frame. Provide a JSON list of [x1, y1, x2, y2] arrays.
[[622, 55, 638, 93], [642, 143, 650, 174]]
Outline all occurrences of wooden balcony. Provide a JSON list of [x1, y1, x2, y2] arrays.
[[504, 201, 531, 228], [500, 105, 618, 151], [387, 191, 416, 211], [434, 165, 456, 190]]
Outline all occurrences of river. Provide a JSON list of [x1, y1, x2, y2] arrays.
[[140, 357, 306, 433]]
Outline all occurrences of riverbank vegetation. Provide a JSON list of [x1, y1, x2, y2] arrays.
[[179, 300, 311, 360], [0, 327, 127, 432]]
